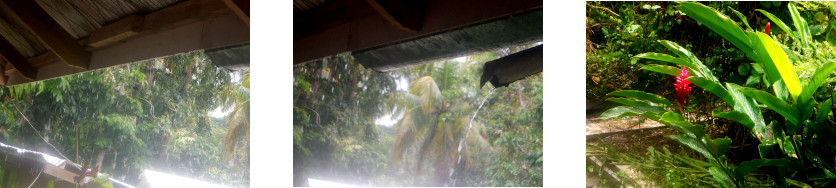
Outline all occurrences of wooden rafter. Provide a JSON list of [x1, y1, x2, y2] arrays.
[[223, 0, 249, 25], [0, 36, 36, 79], [0, 0, 90, 69], [82, 15, 144, 50], [80, 0, 231, 52], [142, 0, 229, 31], [366, 0, 427, 32]]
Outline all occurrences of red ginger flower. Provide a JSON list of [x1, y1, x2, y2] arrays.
[[765, 22, 771, 34], [674, 67, 692, 107]]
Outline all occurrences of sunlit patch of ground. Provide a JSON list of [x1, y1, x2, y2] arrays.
[[586, 116, 664, 135]]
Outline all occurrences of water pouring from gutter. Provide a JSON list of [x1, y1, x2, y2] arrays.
[[449, 88, 495, 186]]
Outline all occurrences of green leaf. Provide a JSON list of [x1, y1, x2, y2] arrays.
[[658, 40, 718, 82], [670, 134, 713, 162], [410, 76, 444, 115], [726, 83, 770, 143], [599, 106, 667, 120], [789, 2, 811, 47], [798, 62, 836, 105], [633, 52, 689, 66], [660, 112, 704, 137], [737, 88, 801, 126], [802, 167, 836, 181], [688, 77, 733, 106], [676, 2, 754, 63], [711, 137, 732, 156], [708, 166, 735, 188], [749, 31, 802, 100], [734, 159, 799, 178], [745, 75, 762, 87], [608, 90, 674, 107], [730, 7, 753, 31], [641, 64, 680, 76], [786, 179, 813, 188], [738, 63, 750, 75], [757, 9, 800, 42], [816, 98, 832, 124], [606, 98, 656, 107], [713, 110, 755, 130]]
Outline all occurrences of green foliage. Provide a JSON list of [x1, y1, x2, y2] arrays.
[[600, 2, 836, 187], [0, 51, 248, 187], [293, 43, 542, 186]]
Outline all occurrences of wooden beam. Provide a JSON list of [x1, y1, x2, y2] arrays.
[[142, 0, 229, 31], [0, 0, 90, 69], [3, 1, 248, 86], [0, 36, 36, 79], [43, 163, 77, 183], [83, 15, 144, 50], [366, 0, 427, 32], [294, 0, 375, 39], [223, 0, 249, 25], [79, 0, 232, 51]]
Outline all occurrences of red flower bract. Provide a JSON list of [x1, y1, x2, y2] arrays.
[[765, 22, 771, 34], [674, 67, 692, 107]]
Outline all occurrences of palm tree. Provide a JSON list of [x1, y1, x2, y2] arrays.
[[390, 74, 490, 186], [221, 71, 249, 160]]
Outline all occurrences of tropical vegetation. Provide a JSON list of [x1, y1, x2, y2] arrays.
[[589, 1, 836, 187], [0, 51, 249, 187], [293, 42, 543, 186]]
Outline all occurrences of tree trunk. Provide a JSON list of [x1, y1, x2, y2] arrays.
[[111, 150, 118, 171], [517, 86, 527, 109], [96, 150, 106, 169], [183, 64, 193, 92], [146, 62, 155, 88]]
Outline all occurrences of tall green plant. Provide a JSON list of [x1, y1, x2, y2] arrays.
[[603, 2, 836, 187]]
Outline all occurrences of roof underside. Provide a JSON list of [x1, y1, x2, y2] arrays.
[[294, 0, 543, 72], [0, 0, 250, 86]]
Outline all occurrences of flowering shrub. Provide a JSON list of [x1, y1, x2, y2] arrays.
[[673, 67, 692, 108], [603, 2, 836, 187]]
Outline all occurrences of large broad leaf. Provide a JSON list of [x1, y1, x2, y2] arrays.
[[713, 110, 755, 130], [641, 64, 681, 76], [670, 134, 714, 163], [633, 52, 690, 66], [757, 9, 800, 42], [658, 40, 718, 82], [749, 31, 802, 100], [710, 137, 732, 157], [608, 90, 674, 107], [726, 83, 771, 143], [816, 98, 832, 124], [676, 2, 754, 63], [737, 88, 801, 127], [730, 8, 753, 31], [688, 77, 733, 106], [734, 159, 800, 178], [606, 98, 657, 107], [708, 166, 736, 188], [599, 106, 667, 120], [660, 112, 704, 137]]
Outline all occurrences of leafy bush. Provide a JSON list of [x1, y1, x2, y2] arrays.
[[602, 2, 836, 187]]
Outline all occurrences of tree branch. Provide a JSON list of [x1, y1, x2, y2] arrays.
[[12, 102, 73, 162]]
